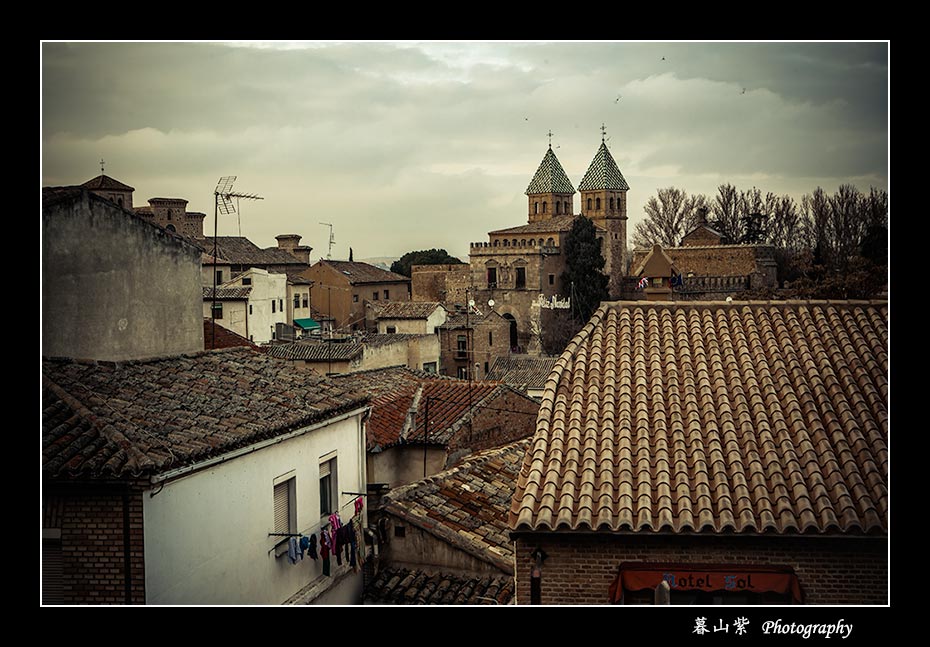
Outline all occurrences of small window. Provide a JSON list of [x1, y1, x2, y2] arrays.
[[487, 267, 497, 289], [274, 477, 296, 535], [564, 201, 569, 213], [556, 201, 561, 215], [216, 270, 224, 284], [249, 304, 253, 315], [353, 294, 359, 303], [272, 300, 276, 313], [423, 362, 437, 373], [587, 198, 592, 210], [534, 202, 539, 214], [493, 240, 499, 247], [319, 458, 337, 517], [542, 202, 547, 213], [516, 267, 526, 289], [294, 294, 301, 309], [596, 197, 601, 210], [457, 366, 468, 379], [167, 209, 173, 221], [302, 296, 308, 308], [488, 331, 493, 346], [384, 290, 389, 300], [457, 335, 468, 359], [373, 291, 379, 301], [279, 299, 283, 312], [484, 361, 489, 375], [394, 525, 406, 538], [272, 329, 276, 340], [212, 302, 223, 320], [386, 325, 397, 334], [610, 197, 615, 210], [242, 277, 252, 286], [548, 274, 555, 286]]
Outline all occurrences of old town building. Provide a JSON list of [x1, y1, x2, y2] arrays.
[[266, 333, 440, 375], [509, 300, 888, 605], [437, 306, 511, 380], [303, 260, 412, 332]]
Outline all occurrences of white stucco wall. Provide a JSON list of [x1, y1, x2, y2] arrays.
[[222, 268, 288, 344], [202, 300, 249, 339], [142, 410, 368, 605]]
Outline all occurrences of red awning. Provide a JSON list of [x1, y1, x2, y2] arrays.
[[608, 562, 804, 604]]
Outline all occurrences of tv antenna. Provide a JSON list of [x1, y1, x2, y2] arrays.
[[320, 222, 335, 259], [210, 176, 263, 346]]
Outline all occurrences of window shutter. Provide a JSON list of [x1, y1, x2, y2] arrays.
[[274, 481, 289, 533], [319, 461, 331, 478]]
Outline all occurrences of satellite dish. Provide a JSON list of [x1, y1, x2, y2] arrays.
[[726, 296, 733, 303], [488, 299, 495, 307], [468, 299, 475, 307]]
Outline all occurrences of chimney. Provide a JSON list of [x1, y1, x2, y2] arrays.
[[276, 234, 312, 265], [696, 206, 708, 227]]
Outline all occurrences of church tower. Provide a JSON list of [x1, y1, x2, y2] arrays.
[[578, 130, 629, 296], [525, 139, 575, 223]]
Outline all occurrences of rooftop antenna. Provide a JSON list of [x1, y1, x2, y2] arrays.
[[320, 222, 335, 259], [210, 176, 264, 347]]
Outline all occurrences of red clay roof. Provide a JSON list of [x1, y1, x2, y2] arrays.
[[203, 319, 260, 351], [81, 174, 135, 192], [322, 260, 410, 285], [363, 568, 514, 605], [510, 300, 888, 536]]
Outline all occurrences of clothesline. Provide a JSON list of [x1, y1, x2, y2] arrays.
[[267, 493, 365, 552]]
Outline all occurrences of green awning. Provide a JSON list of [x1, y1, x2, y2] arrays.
[[294, 318, 321, 330]]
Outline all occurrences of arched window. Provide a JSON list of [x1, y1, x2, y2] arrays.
[[539, 238, 544, 246], [117, 197, 123, 207], [167, 209, 173, 221], [520, 239, 526, 246], [166, 224, 176, 233], [493, 239, 499, 247], [546, 237, 554, 246], [542, 202, 547, 213], [587, 198, 592, 210], [534, 202, 539, 214], [564, 201, 569, 213], [530, 239, 536, 246], [610, 197, 615, 210], [555, 201, 561, 215], [596, 198, 601, 210], [512, 239, 517, 247]]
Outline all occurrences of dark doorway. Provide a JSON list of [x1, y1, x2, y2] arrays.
[[503, 313, 518, 351]]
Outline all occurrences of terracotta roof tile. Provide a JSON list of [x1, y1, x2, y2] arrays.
[[364, 568, 514, 605], [203, 319, 261, 351], [489, 215, 581, 236], [81, 174, 135, 192], [487, 355, 558, 390], [381, 439, 530, 573], [510, 300, 888, 536], [202, 237, 306, 267], [373, 301, 445, 319], [322, 260, 410, 285], [43, 348, 369, 480], [202, 286, 251, 300]]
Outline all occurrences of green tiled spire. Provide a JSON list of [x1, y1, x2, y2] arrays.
[[525, 147, 576, 195], [578, 141, 629, 191]]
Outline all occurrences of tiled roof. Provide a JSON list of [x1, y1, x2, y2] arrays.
[[202, 237, 306, 267], [203, 319, 260, 351], [510, 300, 888, 535], [322, 260, 411, 285], [202, 286, 251, 300], [331, 366, 455, 400], [284, 268, 313, 285], [42, 348, 368, 480], [525, 147, 575, 195], [266, 338, 364, 361], [381, 439, 530, 573], [81, 174, 135, 192], [489, 215, 580, 236], [486, 355, 558, 390], [364, 568, 514, 605], [577, 141, 629, 191], [43, 186, 84, 208], [367, 381, 505, 449], [265, 334, 428, 362], [440, 309, 505, 328], [373, 301, 445, 320]]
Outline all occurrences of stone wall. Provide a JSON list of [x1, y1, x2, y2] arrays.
[[411, 264, 470, 304]]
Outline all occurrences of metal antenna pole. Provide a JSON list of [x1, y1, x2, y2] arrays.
[[320, 222, 335, 259], [211, 176, 264, 347]]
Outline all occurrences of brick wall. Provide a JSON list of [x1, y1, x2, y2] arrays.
[[411, 264, 470, 304], [445, 389, 539, 465], [44, 485, 146, 604], [512, 533, 886, 605]]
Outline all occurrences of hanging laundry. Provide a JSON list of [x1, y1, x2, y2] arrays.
[[307, 533, 318, 560], [287, 537, 299, 565], [299, 535, 310, 558], [320, 531, 331, 577], [354, 496, 364, 517], [349, 522, 358, 570], [353, 517, 366, 568]]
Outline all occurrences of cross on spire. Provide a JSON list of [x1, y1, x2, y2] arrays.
[[547, 130, 554, 149], [600, 123, 607, 142], [100, 158, 106, 174]]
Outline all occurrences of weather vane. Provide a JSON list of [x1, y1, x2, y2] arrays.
[[601, 123, 607, 142], [100, 158, 105, 174], [547, 130, 554, 148]]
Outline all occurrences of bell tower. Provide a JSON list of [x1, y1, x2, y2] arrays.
[[525, 132, 575, 223]]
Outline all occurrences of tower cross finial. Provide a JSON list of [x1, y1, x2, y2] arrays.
[[547, 130, 553, 149], [100, 158, 106, 174], [600, 123, 607, 142]]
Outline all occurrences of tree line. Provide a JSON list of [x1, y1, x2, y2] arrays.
[[633, 183, 888, 299]]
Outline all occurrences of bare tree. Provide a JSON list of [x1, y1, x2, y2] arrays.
[[633, 187, 708, 248]]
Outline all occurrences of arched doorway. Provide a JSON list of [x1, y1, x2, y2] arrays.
[[503, 313, 518, 351]]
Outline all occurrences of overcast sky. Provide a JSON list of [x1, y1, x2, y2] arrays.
[[41, 41, 888, 262]]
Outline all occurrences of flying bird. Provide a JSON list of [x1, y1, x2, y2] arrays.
[[661, 56, 666, 61], [524, 116, 529, 121], [741, 88, 746, 95], [615, 95, 622, 103]]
